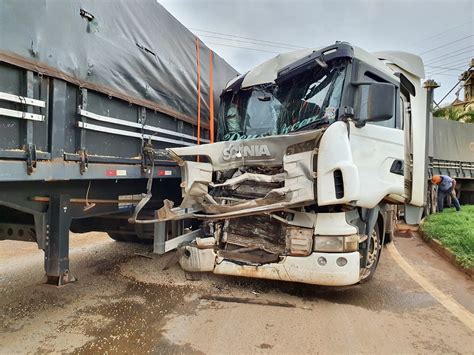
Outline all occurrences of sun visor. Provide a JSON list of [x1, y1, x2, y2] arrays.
[[240, 48, 315, 88]]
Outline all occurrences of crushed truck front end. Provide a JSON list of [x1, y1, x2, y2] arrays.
[[158, 129, 367, 286]]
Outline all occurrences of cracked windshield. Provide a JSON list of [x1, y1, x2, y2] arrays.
[[220, 63, 346, 140]]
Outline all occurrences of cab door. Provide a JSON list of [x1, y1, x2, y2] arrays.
[[349, 72, 405, 208]]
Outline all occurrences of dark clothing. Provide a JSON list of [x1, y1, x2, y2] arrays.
[[437, 186, 461, 212]]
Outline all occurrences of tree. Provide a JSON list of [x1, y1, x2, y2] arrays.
[[433, 106, 474, 123]]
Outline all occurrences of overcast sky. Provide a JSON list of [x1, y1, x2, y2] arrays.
[[160, 0, 473, 103]]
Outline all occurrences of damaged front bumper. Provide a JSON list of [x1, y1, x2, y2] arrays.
[[155, 129, 364, 286], [179, 245, 360, 286]]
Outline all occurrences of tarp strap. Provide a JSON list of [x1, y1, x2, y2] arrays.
[[195, 37, 201, 145], [209, 49, 214, 143]]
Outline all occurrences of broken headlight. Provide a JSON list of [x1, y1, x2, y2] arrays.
[[314, 235, 359, 252]]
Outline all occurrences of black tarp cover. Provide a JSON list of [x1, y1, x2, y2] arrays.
[[0, 0, 239, 128]]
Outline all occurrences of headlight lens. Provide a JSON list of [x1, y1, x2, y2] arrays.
[[314, 234, 359, 252], [315, 236, 344, 252]]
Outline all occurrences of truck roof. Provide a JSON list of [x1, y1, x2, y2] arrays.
[[226, 43, 424, 90]]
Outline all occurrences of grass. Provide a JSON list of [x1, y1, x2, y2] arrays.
[[420, 205, 474, 269]]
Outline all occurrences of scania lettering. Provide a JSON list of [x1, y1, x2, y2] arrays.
[[222, 144, 271, 161]]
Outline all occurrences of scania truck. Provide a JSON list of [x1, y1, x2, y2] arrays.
[[153, 42, 474, 286]]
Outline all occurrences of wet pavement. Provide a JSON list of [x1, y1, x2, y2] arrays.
[[0, 232, 473, 354]]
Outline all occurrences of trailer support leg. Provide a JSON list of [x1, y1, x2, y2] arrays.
[[44, 194, 76, 286]]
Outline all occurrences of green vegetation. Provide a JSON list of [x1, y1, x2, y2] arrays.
[[421, 205, 474, 268], [433, 106, 474, 123]]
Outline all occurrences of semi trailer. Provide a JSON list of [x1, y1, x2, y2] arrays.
[[0, 0, 238, 285], [153, 42, 474, 286]]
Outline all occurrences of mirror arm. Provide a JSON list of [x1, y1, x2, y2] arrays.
[[340, 106, 355, 121], [354, 120, 366, 128], [340, 106, 365, 128]]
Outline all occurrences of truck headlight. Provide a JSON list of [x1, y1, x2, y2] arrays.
[[315, 236, 343, 252], [314, 235, 359, 252]]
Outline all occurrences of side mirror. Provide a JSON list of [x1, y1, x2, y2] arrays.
[[366, 82, 395, 122]]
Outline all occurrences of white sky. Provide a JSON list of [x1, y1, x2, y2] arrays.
[[160, 0, 473, 104]]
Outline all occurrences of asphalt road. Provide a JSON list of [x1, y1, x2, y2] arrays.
[[0, 232, 473, 354]]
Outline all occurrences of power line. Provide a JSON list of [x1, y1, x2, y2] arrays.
[[434, 79, 463, 108], [193, 28, 306, 49], [206, 42, 279, 54], [425, 47, 474, 65], [406, 20, 473, 49], [426, 59, 471, 72], [427, 73, 461, 77], [443, 57, 473, 65], [419, 35, 474, 57], [425, 64, 466, 71], [425, 54, 473, 73], [418, 34, 474, 55], [428, 68, 460, 76], [424, 46, 474, 64], [197, 34, 301, 51], [426, 57, 473, 75], [191, 28, 307, 50], [426, 61, 470, 76]]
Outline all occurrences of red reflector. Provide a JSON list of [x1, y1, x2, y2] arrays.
[[106, 170, 116, 176], [158, 170, 172, 176]]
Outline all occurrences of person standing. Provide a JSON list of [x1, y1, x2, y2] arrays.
[[431, 175, 461, 212]]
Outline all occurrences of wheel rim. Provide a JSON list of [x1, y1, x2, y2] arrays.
[[365, 230, 379, 269], [360, 230, 380, 280]]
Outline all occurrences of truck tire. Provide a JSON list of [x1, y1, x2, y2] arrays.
[[359, 225, 382, 283], [107, 233, 152, 244]]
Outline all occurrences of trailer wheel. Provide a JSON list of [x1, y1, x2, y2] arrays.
[[359, 225, 382, 283], [107, 233, 152, 244]]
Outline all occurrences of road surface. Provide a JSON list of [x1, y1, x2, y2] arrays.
[[1, 232, 473, 354]]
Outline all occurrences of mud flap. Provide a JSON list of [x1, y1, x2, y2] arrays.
[[405, 204, 423, 225]]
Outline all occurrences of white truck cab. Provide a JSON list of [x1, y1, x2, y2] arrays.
[[156, 42, 431, 286]]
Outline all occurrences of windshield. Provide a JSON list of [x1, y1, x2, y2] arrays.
[[219, 61, 347, 141], [220, 86, 281, 141]]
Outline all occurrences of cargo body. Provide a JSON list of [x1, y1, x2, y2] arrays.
[[0, 0, 238, 285], [428, 118, 474, 207]]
